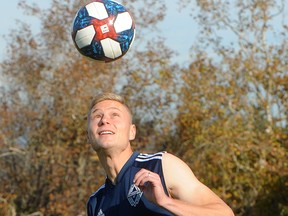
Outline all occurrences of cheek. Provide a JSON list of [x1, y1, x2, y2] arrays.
[[122, 124, 134, 137], [88, 120, 98, 136], [89, 118, 100, 128]]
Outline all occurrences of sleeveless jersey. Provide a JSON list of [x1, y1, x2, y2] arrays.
[[86, 152, 174, 216]]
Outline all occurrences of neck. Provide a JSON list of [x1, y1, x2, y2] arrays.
[[97, 146, 133, 184]]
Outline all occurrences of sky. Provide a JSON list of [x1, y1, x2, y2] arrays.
[[0, 1, 50, 59], [0, 0, 195, 66]]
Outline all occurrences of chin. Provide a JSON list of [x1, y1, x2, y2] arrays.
[[93, 141, 114, 151]]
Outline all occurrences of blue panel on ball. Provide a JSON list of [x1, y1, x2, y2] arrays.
[[72, 7, 93, 32], [102, 0, 126, 15], [117, 29, 135, 53], [80, 41, 104, 59]]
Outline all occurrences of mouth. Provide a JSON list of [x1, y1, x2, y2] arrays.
[[98, 130, 115, 135]]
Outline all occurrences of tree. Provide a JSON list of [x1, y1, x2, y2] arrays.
[[0, 0, 174, 214], [169, 0, 288, 215], [1, 0, 287, 215]]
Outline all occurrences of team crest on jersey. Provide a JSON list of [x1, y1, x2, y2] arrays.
[[127, 184, 143, 207], [97, 209, 105, 216]]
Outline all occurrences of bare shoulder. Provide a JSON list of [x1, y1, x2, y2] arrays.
[[162, 152, 196, 178], [162, 152, 200, 198], [161, 153, 234, 215], [162, 152, 226, 205], [162, 152, 193, 171]]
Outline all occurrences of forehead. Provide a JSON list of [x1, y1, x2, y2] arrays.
[[91, 100, 128, 113]]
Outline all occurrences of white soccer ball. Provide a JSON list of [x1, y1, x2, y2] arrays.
[[72, 0, 136, 62]]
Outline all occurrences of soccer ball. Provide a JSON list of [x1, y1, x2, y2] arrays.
[[71, 0, 135, 62]]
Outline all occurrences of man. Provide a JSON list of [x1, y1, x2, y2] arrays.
[[86, 92, 234, 216]]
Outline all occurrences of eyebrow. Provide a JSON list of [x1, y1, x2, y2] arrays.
[[91, 107, 122, 114]]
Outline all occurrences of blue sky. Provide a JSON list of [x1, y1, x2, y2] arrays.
[[0, 1, 46, 59], [1, 1, 287, 66], [0, 1, 49, 58], [0, 0, 195, 65]]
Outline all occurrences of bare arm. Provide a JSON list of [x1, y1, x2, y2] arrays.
[[134, 153, 234, 216]]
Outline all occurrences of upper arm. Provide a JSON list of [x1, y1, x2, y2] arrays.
[[162, 152, 225, 206]]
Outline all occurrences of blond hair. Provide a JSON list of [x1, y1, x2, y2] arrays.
[[88, 92, 133, 119]]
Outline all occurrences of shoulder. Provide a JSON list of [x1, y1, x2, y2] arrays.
[[86, 183, 106, 215], [88, 183, 106, 201], [134, 152, 167, 175], [135, 151, 166, 162], [162, 152, 193, 171], [162, 152, 201, 196]]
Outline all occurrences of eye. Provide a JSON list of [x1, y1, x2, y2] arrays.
[[112, 112, 120, 117], [91, 113, 102, 119]]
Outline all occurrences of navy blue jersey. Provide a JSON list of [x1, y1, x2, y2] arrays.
[[87, 152, 174, 216]]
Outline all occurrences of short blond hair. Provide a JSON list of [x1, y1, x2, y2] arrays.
[[88, 92, 133, 119]]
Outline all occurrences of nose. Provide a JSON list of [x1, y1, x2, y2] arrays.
[[98, 114, 110, 126]]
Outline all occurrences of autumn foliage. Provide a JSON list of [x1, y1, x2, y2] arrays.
[[0, 0, 287, 215]]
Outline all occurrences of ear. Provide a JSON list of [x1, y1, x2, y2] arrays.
[[129, 124, 136, 141]]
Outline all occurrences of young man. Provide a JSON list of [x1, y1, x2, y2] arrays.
[[86, 93, 234, 216]]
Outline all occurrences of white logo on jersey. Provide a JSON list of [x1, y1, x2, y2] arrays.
[[127, 184, 143, 207], [97, 209, 105, 216]]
